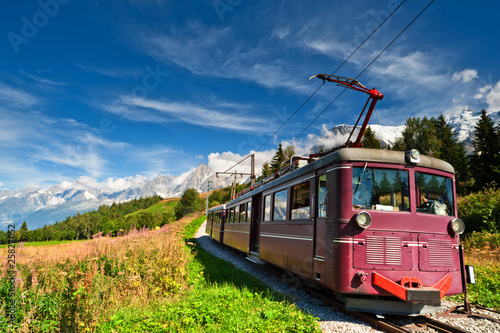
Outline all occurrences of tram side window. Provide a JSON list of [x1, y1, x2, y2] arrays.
[[318, 175, 327, 217], [247, 201, 252, 222], [291, 182, 310, 220], [229, 208, 234, 223], [234, 205, 240, 223], [264, 195, 271, 221], [273, 189, 287, 221], [415, 172, 454, 216], [352, 167, 410, 211], [240, 203, 246, 222]]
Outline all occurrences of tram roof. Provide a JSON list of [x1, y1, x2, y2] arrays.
[[330, 148, 454, 173], [227, 148, 454, 206]]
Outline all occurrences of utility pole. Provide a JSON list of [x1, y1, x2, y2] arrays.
[[231, 170, 237, 200], [216, 153, 256, 193], [205, 180, 213, 216], [251, 153, 255, 185]]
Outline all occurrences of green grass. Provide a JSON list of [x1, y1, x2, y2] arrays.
[[0, 239, 86, 249], [99, 215, 321, 332], [125, 198, 179, 217], [446, 264, 500, 310], [445, 232, 500, 310]]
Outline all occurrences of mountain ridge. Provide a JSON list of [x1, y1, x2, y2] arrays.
[[0, 164, 232, 230]]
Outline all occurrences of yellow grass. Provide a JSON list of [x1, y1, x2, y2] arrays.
[[0, 213, 202, 332]]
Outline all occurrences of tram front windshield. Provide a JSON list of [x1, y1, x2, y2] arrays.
[[352, 167, 410, 211], [415, 172, 454, 216], [352, 167, 455, 216]]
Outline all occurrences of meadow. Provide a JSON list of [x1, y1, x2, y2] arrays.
[[0, 213, 319, 332], [447, 232, 500, 309]]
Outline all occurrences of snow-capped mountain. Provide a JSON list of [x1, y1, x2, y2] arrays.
[[0, 164, 232, 231], [446, 106, 500, 152], [327, 123, 405, 149]]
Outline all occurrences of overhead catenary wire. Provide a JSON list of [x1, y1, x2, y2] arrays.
[[292, 0, 435, 143], [255, 0, 407, 153]]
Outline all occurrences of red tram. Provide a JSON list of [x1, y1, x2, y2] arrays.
[[205, 75, 469, 315], [206, 148, 466, 315]]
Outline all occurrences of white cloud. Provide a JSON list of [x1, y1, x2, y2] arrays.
[[452, 69, 478, 83], [374, 51, 446, 89], [474, 84, 493, 99], [59, 175, 149, 193], [485, 81, 500, 111]]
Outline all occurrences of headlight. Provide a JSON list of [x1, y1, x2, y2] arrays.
[[406, 149, 420, 164], [356, 211, 372, 229], [449, 218, 465, 235]]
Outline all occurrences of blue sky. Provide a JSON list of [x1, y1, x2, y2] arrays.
[[1, 0, 500, 190]]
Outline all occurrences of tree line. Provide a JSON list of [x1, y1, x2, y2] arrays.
[[0, 196, 168, 244], [386, 110, 498, 193]]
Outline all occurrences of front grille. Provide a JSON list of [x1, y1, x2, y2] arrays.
[[385, 237, 402, 266], [429, 239, 454, 267], [366, 236, 401, 266]]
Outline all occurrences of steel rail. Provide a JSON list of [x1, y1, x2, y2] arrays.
[[301, 285, 410, 333], [417, 315, 472, 333]]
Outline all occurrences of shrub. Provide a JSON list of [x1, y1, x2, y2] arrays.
[[458, 188, 500, 233], [174, 188, 203, 219]]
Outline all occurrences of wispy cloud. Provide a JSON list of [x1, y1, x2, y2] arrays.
[[74, 62, 143, 80], [0, 82, 38, 108], [102, 95, 270, 132], [23, 72, 68, 87], [0, 106, 126, 187], [136, 22, 312, 94]]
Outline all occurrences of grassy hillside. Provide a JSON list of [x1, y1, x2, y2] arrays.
[[125, 197, 179, 217]]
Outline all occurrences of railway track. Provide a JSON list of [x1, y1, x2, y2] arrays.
[[267, 264, 499, 333], [303, 284, 497, 333]]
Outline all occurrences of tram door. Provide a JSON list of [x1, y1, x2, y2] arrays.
[[249, 193, 262, 254], [313, 171, 327, 283]]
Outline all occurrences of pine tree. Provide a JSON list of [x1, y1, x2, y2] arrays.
[[361, 126, 381, 149], [471, 110, 500, 189], [393, 117, 439, 155], [270, 143, 286, 172], [258, 161, 273, 180], [433, 114, 470, 192]]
